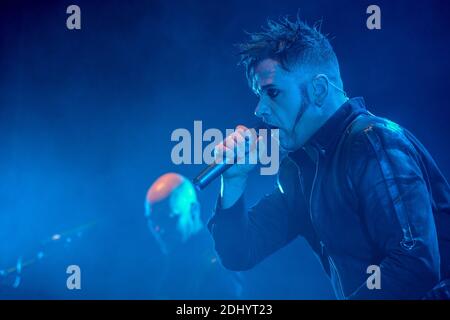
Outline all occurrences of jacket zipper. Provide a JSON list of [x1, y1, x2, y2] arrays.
[[309, 146, 346, 299]]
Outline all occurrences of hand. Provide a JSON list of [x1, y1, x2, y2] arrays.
[[214, 125, 266, 209], [213, 125, 265, 180]]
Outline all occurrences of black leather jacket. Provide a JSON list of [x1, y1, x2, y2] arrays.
[[208, 97, 450, 299]]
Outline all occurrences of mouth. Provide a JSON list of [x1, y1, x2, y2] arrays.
[[262, 121, 279, 130]]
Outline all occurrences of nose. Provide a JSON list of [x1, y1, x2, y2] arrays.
[[254, 100, 270, 120]]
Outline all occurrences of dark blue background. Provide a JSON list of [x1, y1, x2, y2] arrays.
[[1, 0, 449, 299]]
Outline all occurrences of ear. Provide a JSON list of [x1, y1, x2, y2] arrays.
[[312, 74, 329, 107]]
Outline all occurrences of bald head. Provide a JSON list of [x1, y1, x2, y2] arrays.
[[145, 173, 202, 253], [146, 173, 184, 204]]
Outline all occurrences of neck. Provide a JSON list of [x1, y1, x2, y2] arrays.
[[291, 94, 348, 150], [320, 93, 348, 124]]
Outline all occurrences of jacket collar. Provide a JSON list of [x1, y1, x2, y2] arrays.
[[291, 97, 369, 159]]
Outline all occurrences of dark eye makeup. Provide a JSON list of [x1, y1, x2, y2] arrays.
[[267, 88, 280, 99]]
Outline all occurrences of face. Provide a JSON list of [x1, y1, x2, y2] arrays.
[[146, 183, 199, 255], [147, 200, 183, 255], [252, 58, 320, 151]]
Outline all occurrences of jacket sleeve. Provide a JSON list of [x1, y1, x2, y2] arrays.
[[347, 122, 440, 299], [207, 185, 301, 271]]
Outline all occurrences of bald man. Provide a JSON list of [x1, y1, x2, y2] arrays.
[[145, 173, 241, 299]]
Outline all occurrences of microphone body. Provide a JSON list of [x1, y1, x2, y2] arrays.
[[193, 162, 233, 190]]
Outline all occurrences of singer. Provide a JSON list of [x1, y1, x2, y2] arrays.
[[207, 16, 450, 299]]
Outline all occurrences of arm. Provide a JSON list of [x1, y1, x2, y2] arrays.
[[347, 123, 440, 299], [207, 178, 301, 271]]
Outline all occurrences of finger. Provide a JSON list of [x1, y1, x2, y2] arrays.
[[236, 126, 257, 146], [236, 127, 259, 157], [235, 125, 249, 133], [224, 132, 245, 153], [214, 143, 234, 163], [256, 135, 266, 154], [233, 133, 245, 153]]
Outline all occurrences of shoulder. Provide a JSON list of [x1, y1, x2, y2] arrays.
[[342, 114, 422, 181], [345, 113, 415, 155]]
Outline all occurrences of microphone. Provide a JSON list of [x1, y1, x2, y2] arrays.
[[192, 122, 269, 190]]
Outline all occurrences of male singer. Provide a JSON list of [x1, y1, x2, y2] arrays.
[[207, 16, 450, 299]]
